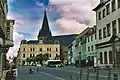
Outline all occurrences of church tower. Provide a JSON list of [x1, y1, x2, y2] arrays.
[[38, 8, 52, 43]]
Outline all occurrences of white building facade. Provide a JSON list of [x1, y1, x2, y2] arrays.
[[86, 26, 97, 66], [93, 0, 120, 67], [68, 40, 78, 65]]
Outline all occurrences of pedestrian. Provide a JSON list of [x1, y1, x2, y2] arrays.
[[29, 67, 32, 74], [37, 67, 39, 72]]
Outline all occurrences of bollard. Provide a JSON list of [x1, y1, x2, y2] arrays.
[[108, 68, 111, 80], [113, 73, 118, 80], [70, 75, 73, 80], [87, 68, 89, 80], [96, 68, 99, 80], [76, 76, 79, 80], [79, 68, 82, 80]]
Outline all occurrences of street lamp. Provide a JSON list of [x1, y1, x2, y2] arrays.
[[0, 44, 4, 79], [115, 43, 120, 68]]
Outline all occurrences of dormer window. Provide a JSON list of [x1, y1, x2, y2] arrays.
[[54, 40, 59, 44]]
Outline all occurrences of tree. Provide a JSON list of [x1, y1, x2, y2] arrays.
[[42, 53, 49, 61], [26, 57, 32, 65], [13, 57, 17, 65], [35, 54, 43, 65]]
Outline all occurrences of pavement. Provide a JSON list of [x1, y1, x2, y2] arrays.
[[16, 66, 120, 80]]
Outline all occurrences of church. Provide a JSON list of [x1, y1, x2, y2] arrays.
[[17, 9, 77, 65]]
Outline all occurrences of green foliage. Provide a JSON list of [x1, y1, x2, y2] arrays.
[[26, 57, 32, 63], [26, 53, 49, 65]]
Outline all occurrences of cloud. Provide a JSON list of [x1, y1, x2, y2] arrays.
[[36, 1, 44, 7], [7, 32, 24, 58], [7, 12, 42, 57], [7, 12, 42, 40], [49, 0, 99, 35]]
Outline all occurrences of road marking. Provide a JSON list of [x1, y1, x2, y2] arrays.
[[43, 68, 109, 78], [40, 72, 66, 80]]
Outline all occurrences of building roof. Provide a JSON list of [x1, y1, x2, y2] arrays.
[[93, 0, 110, 11], [23, 34, 77, 45], [52, 34, 77, 46], [27, 40, 38, 44], [38, 8, 52, 38]]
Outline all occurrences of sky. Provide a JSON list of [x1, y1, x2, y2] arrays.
[[7, 0, 100, 57]]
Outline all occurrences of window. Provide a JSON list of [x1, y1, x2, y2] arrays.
[[6, 27, 10, 39], [40, 48, 42, 51], [109, 51, 113, 64], [100, 52, 103, 64], [91, 36, 93, 41], [104, 52, 108, 64], [118, 0, 120, 8], [98, 11, 101, 20], [23, 48, 25, 51], [56, 48, 58, 51], [91, 45, 93, 51], [106, 3, 110, 15], [112, 0, 116, 11], [50, 48, 51, 51], [56, 54, 58, 57], [30, 48, 32, 51], [95, 34, 96, 40], [50, 54, 51, 57], [33, 54, 35, 57], [118, 18, 120, 33], [112, 20, 117, 34], [107, 23, 111, 36], [99, 29, 102, 39], [6, 22, 10, 26], [88, 47, 90, 51], [103, 9, 105, 18], [88, 37, 90, 42], [47, 48, 49, 51], [30, 54, 32, 57], [103, 27, 106, 38], [23, 54, 25, 58], [33, 48, 35, 51]]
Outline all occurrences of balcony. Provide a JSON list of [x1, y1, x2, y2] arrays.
[[4, 40, 13, 47]]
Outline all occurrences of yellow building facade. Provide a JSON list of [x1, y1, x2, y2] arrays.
[[18, 41, 60, 65]]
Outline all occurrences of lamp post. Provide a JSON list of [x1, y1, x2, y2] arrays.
[[0, 44, 4, 79], [115, 42, 120, 68]]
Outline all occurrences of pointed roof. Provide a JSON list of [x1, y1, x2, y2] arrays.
[[38, 8, 52, 38]]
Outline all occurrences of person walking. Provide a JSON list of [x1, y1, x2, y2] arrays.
[[37, 67, 39, 72]]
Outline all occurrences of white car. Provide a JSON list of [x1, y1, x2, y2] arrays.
[[36, 64, 41, 67]]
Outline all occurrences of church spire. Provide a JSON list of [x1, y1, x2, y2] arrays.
[[38, 8, 52, 41]]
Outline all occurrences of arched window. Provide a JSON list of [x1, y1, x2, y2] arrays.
[[100, 52, 103, 64], [109, 51, 112, 64]]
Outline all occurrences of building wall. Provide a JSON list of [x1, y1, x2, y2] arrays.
[[72, 40, 77, 64], [96, 0, 120, 44], [68, 40, 77, 64], [18, 44, 60, 65], [86, 33, 97, 58], [95, 0, 120, 67], [97, 45, 113, 67]]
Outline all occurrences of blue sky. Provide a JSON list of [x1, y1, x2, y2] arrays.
[[7, 0, 99, 57]]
